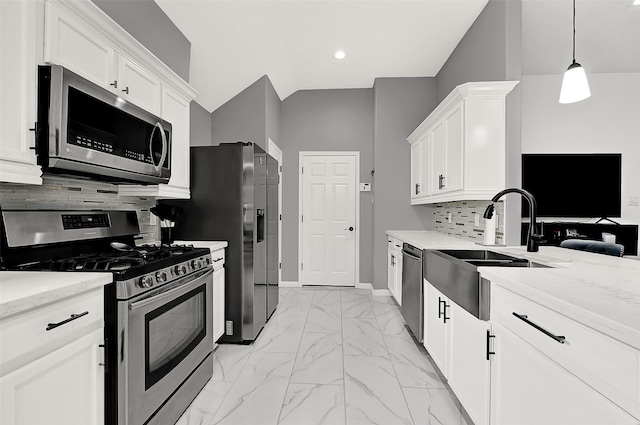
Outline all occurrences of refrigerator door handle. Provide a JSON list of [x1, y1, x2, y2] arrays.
[[257, 209, 265, 243]]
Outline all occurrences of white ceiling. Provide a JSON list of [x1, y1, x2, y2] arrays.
[[157, 0, 640, 113], [156, 0, 489, 112]]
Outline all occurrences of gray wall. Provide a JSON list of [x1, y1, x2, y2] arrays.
[[435, 0, 523, 246], [190, 101, 212, 146], [91, 0, 190, 82], [265, 77, 282, 146], [280, 89, 374, 283], [371, 78, 437, 289], [211, 76, 276, 150]]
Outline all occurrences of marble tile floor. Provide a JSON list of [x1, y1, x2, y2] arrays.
[[176, 286, 471, 425]]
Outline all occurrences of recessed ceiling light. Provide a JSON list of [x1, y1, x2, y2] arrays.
[[634, 0, 640, 5], [334, 50, 346, 60]]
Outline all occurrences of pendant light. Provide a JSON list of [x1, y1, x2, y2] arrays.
[[559, 0, 591, 104]]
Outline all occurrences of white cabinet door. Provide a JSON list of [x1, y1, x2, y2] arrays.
[[0, 328, 104, 425], [117, 55, 162, 116], [0, 0, 42, 185], [212, 266, 225, 343], [394, 251, 403, 306], [430, 121, 446, 194], [387, 248, 396, 299], [44, 2, 116, 90], [423, 280, 449, 375], [490, 323, 637, 425], [442, 102, 463, 193], [161, 86, 190, 192], [448, 302, 491, 425], [410, 141, 423, 199]]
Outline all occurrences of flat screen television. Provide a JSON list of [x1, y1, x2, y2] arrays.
[[521, 153, 622, 218]]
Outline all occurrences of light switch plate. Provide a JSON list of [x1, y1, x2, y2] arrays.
[[474, 213, 481, 227], [360, 183, 371, 192], [150, 214, 157, 225]]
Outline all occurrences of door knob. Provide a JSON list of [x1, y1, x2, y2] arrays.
[[345, 226, 354, 231]]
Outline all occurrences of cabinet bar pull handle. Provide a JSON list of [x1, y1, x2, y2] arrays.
[[443, 302, 450, 323], [46, 311, 89, 331], [99, 338, 109, 372], [512, 312, 566, 344], [486, 330, 495, 360], [415, 183, 420, 195], [438, 297, 443, 319], [213, 257, 224, 262], [122, 86, 129, 94], [110, 80, 118, 89]]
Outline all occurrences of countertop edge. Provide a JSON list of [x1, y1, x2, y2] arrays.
[[0, 272, 112, 320]]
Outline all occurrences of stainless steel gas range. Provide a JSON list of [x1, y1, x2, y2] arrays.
[[0, 209, 214, 425]]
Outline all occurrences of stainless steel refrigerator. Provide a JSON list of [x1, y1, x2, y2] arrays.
[[169, 142, 279, 343]]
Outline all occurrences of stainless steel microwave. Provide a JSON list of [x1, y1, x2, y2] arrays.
[[36, 65, 171, 184]]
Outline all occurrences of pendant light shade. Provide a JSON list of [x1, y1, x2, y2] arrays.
[[559, 0, 591, 104], [559, 61, 591, 104]]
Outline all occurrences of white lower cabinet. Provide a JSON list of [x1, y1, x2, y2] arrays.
[[387, 237, 403, 305], [212, 265, 225, 344], [0, 328, 104, 425], [0, 287, 105, 425], [448, 301, 491, 425], [423, 279, 491, 425], [490, 322, 637, 425]]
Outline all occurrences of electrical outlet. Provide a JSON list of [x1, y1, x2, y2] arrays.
[[494, 213, 499, 229], [474, 213, 480, 227], [629, 196, 639, 207], [447, 212, 452, 223], [150, 214, 157, 225]]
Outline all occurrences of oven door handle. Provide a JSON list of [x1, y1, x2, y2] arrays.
[[129, 267, 213, 311]]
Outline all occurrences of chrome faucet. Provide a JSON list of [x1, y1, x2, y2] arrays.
[[483, 188, 544, 252]]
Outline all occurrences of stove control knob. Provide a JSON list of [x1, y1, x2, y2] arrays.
[[174, 264, 188, 276], [191, 259, 203, 270], [204, 257, 211, 265], [156, 271, 168, 283], [139, 275, 154, 288]]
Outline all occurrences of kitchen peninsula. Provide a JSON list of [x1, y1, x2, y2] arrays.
[[388, 230, 640, 425]]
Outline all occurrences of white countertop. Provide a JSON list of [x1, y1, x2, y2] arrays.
[[0, 272, 112, 319], [174, 240, 228, 252], [387, 230, 640, 350]]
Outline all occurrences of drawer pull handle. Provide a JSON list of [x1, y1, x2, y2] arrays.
[[213, 257, 224, 262], [486, 330, 495, 360], [46, 311, 89, 331], [512, 312, 566, 344]]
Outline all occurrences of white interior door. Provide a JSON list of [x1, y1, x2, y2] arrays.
[[299, 152, 359, 286], [267, 138, 282, 286]]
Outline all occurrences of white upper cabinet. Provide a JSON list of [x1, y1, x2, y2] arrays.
[[0, 0, 43, 185], [44, 2, 116, 89], [41, 0, 197, 198], [408, 81, 518, 205], [116, 55, 162, 116]]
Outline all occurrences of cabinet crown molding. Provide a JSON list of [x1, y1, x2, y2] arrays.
[[47, 0, 197, 100], [408, 80, 518, 144]]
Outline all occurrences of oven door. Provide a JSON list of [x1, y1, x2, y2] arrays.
[[121, 267, 213, 425]]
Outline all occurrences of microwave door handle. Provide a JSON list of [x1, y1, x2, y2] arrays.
[[150, 122, 168, 173]]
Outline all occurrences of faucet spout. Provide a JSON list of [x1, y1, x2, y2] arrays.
[[484, 188, 542, 252]]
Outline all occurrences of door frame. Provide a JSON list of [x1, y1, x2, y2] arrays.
[[298, 151, 360, 286], [267, 138, 283, 286]]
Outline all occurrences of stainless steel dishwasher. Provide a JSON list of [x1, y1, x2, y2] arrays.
[[400, 243, 424, 342]]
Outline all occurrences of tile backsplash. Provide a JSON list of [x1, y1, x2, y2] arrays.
[[433, 200, 505, 245], [0, 176, 158, 243]]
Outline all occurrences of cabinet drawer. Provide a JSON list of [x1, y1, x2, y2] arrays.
[[492, 285, 640, 417], [0, 288, 103, 375], [210, 248, 226, 271]]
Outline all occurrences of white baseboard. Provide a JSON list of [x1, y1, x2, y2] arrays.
[[356, 282, 391, 297], [280, 281, 302, 288]]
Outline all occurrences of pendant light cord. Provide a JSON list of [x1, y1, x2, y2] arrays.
[[572, 0, 576, 63]]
